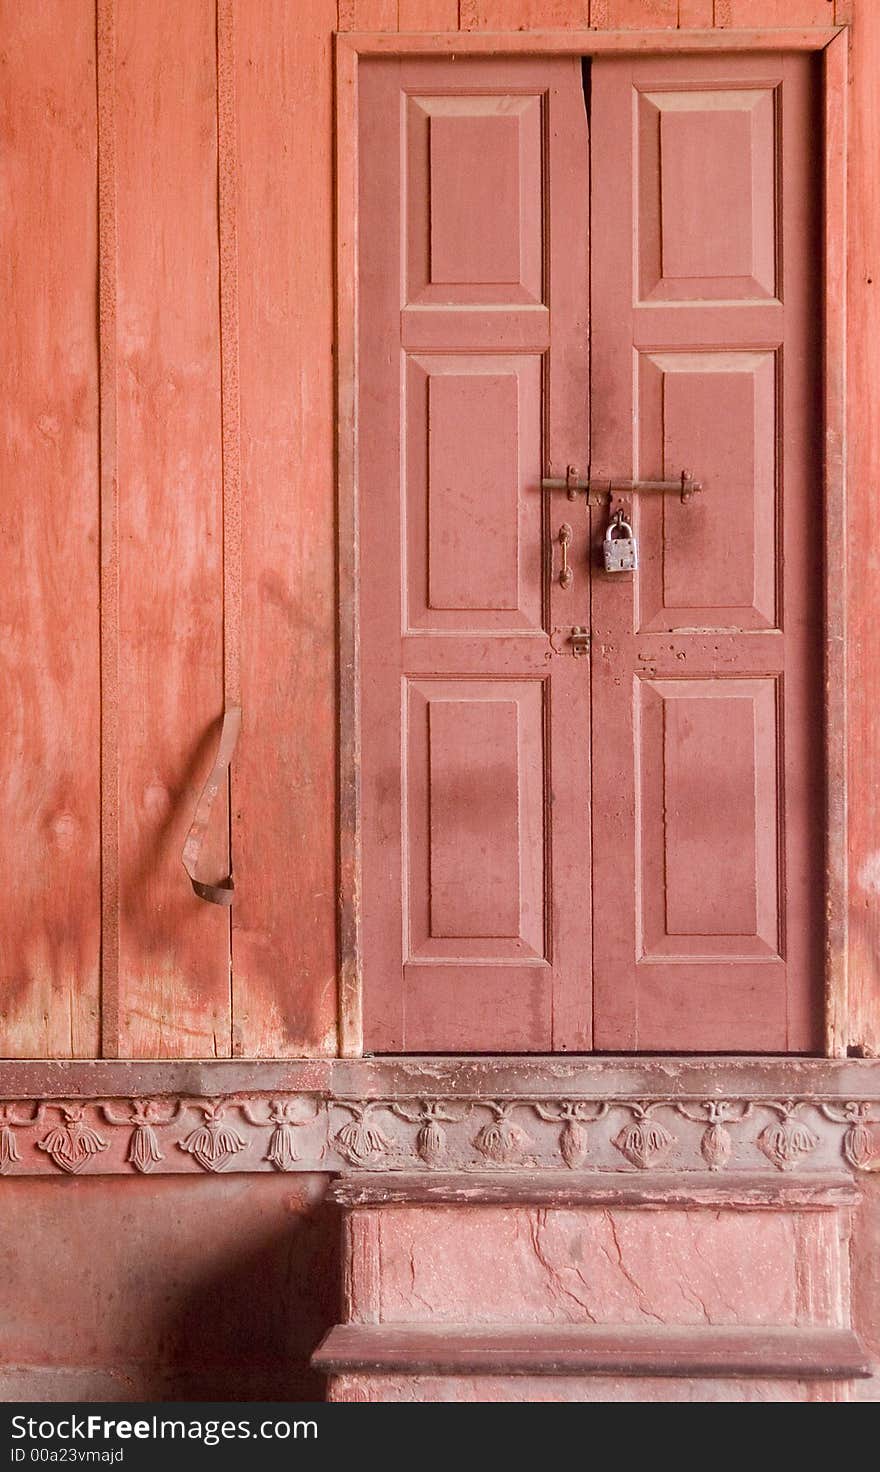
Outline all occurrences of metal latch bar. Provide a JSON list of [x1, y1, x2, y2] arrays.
[[542, 465, 703, 504]]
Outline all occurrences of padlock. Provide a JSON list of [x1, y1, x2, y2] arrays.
[[603, 512, 638, 573]]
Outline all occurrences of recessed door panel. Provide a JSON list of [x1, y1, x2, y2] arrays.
[[406, 92, 543, 306], [636, 351, 778, 630], [637, 84, 777, 302], [637, 677, 780, 960], [405, 679, 546, 960], [405, 355, 543, 632]]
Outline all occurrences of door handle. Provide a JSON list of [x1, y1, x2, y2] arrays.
[[557, 523, 573, 590]]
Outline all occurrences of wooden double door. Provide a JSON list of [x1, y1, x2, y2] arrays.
[[357, 52, 824, 1055]]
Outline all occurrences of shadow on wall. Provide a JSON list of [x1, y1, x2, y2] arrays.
[[0, 1174, 339, 1403]]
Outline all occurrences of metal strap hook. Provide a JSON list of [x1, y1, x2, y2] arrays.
[[181, 706, 242, 906]]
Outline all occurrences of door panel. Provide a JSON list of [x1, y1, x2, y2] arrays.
[[405, 355, 543, 632], [637, 678, 780, 959], [590, 53, 823, 1052], [636, 352, 778, 629], [359, 57, 591, 1052], [637, 84, 777, 301]]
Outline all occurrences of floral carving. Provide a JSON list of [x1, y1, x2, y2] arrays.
[[0, 1103, 42, 1175], [613, 1103, 675, 1169], [101, 1099, 184, 1174], [391, 1101, 466, 1166], [533, 1102, 609, 1169], [758, 1103, 819, 1171], [676, 1101, 752, 1172], [37, 1105, 108, 1175], [178, 1100, 246, 1173], [0, 1088, 878, 1178], [242, 1097, 324, 1171], [474, 1103, 533, 1165], [333, 1102, 392, 1167], [821, 1101, 878, 1170]]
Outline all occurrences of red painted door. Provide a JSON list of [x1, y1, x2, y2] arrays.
[[357, 52, 823, 1054], [589, 54, 823, 1051], [358, 57, 591, 1052]]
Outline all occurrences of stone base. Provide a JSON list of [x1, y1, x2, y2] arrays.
[[326, 1373, 849, 1403], [313, 1172, 869, 1404]]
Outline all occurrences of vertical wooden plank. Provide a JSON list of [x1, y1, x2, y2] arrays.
[[846, 3, 880, 1055], [678, 0, 714, 27], [218, 0, 242, 720], [97, 0, 120, 1057], [233, 0, 339, 1055], [336, 38, 363, 1056], [824, 31, 849, 1055], [338, 0, 398, 28], [714, 1, 834, 24], [590, 1, 677, 27], [115, 0, 230, 1057], [399, 0, 458, 28], [0, 0, 101, 1056], [468, 2, 591, 26]]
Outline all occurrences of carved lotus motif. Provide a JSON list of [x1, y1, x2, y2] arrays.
[[178, 1103, 246, 1173], [265, 1099, 321, 1171], [821, 1101, 876, 1170], [128, 1123, 164, 1173], [474, 1104, 532, 1165], [392, 1101, 465, 1166], [758, 1111, 819, 1171], [699, 1122, 732, 1172], [533, 1102, 608, 1169], [0, 1126, 20, 1174], [613, 1107, 675, 1170], [559, 1119, 590, 1169], [333, 1103, 391, 1166], [0, 1103, 37, 1176], [38, 1108, 108, 1175], [100, 1099, 179, 1174], [843, 1121, 874, 1170]]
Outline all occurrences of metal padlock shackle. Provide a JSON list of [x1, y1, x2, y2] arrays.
[[602, 507, 639, 572], [605, 510, 635, 541]]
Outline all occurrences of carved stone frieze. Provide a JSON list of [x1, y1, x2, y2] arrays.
[[0, 1088, 876, 1177]]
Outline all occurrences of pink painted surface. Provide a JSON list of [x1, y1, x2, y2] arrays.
[[590, 53, 824, 1051], [0, 0, 101, 1056], [0, 1174, 336, 1401], [232, 0, 339, 1057], [327, 1373, 845, 1403], [114, 0, 229, 1055], [363, 1205, 847, 1328], [358, 57, 591, 1051]]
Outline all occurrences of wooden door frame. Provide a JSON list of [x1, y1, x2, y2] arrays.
[[335, 23, 850, 1058]]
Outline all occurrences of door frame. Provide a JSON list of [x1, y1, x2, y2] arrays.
[[334, 22, 849, 1058]]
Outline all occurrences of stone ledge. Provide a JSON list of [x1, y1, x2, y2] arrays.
[[329, 1169, 860, 1208], [313, 1324, 871, 1380], [1, 1055, 880, 1101]]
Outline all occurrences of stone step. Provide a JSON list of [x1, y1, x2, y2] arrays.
[[334, 1172, 857, 1333], [315, 1170, 866, 1401], [315, 1322, 871, 1379]]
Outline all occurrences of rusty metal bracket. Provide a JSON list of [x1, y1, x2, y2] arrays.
[[181, 707, 242, 906]]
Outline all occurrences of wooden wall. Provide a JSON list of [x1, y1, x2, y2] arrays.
[[1, 0, 877, 1059]]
